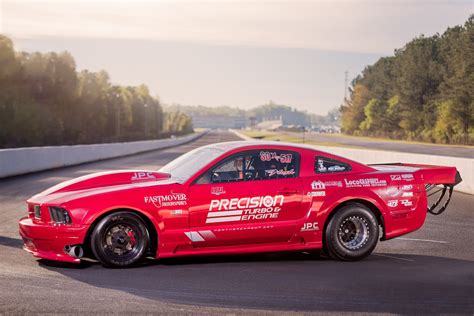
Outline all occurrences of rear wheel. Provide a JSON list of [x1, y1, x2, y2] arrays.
[[91, 211, 150, 268], [324, 203, 379, 261]]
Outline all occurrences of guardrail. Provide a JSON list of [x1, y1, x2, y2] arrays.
[[231, 129, 473, 195], [0, 131, 206, 178]]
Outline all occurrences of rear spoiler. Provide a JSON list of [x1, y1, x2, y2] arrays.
[[369, 163, 462, 215]]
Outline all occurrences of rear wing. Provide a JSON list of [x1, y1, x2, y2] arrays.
[[369, 163, 462, 215]]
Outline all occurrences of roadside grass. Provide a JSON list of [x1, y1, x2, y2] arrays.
[[242, 130, 473, 149]]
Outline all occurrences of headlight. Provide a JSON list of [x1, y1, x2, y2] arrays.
[[49, 207, 72, 224]]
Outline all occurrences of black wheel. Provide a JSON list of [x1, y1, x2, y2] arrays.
[[91, 211, 150, 268], [324, 203, 379, 261]]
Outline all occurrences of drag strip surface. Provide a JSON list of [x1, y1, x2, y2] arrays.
[[0, 131, 472, 314]]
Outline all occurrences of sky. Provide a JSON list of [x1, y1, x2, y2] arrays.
[[0, 0, 472, 114]]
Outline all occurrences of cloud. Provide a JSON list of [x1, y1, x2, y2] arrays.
[[2, 0, 471, 54]]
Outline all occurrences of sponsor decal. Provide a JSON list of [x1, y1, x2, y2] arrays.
[[184, 230, 216, 242], [265, 169, 295, 177], [402, 192, 414, 197], [307, 191, 325, 197], [344, 178, 387, 188], [317, 160, 327, 172], [328, 165, 346, 172], [324, 181, 343, 187], [311, 180, 325, 190], [390, 175, 402, 181], [214, 225, 274, 232], [170, 209, 183, 216], [131, 172, 156, 181], [301, 222, 319, 231], [259, 151, 293, 163], [401, 199, 413, 207], [207, 195, 284, 223], [402, 174, 414, 181], [211, 186, 226, 196], [402, 184, 413, 191], [387, 200, 398, 207], [144, 192, 187, 208], [386, 186, 400, 197]]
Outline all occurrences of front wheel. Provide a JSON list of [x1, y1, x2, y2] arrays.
[[91, 211, 150, 268], [324, 203, 379, 261]]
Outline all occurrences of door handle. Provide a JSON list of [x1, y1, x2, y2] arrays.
[[278, 188, 298, 195]]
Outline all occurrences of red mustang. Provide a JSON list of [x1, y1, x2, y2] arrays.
[[19, 141, 461, 267]]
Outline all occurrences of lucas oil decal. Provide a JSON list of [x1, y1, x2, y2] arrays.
[[207, 195, 284, 223]]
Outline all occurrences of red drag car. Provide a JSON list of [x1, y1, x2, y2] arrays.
[[19, 141, 461, 267]]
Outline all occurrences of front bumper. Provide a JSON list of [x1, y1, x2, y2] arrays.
[[19, 216, 89, 263]]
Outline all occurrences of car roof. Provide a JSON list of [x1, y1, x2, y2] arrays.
[[203, 140, 318, 152]]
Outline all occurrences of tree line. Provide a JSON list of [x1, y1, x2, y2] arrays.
[[340, 15, 473, 145], [165, 102, 338, 127], [0, 35, 193, 148]]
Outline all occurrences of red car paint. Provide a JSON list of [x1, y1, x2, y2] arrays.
[[19, 141, 460, 263]]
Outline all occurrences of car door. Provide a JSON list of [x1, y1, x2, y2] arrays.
[[187, 149, 305, 247]]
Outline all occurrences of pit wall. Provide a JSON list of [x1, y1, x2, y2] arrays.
[[0, 132, 206, 178]]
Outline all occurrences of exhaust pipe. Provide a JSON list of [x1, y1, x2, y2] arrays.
[[65, 245, 84, 258]]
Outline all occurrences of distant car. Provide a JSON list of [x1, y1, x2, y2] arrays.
[[19, 141, 461, 267]]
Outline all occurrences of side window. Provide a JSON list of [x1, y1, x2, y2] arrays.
[[315, 156, 351, 173], [197, 150, 300, 184], [257, 150, 298, 180]]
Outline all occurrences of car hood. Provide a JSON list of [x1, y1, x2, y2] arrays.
[[28, 170, 173, 205]]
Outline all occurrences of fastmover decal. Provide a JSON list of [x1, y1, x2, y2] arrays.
[[144, 193, 187, 208]]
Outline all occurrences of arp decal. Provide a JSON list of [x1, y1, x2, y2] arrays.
[[401, 200, 413, 207], [207, 195, 284, 223], [344, 178, 387, 188], [265, 169, 295, 177], [144, 192, 187, 208], [259, 151, 293, 163]]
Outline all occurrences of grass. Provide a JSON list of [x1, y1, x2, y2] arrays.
[[241, 130, 473, 149]]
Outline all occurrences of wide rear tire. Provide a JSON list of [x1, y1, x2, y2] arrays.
[[324, 203, 379, 261], [91, 211, 150, 268]]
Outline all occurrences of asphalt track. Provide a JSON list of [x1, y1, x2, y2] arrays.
[[0, 131, 472, 314], [285, 131, 474, 158]]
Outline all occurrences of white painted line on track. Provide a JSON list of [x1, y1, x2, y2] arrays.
[[396, 237, 448, 244], [374, 254, 415, 262]]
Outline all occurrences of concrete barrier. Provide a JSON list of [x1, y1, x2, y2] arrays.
[[0, 132, 206, 178], [230, 129, 473, 195]]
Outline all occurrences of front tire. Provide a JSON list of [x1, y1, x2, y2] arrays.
[[91, 211, 150, 268], [324, 203, 379, 261]]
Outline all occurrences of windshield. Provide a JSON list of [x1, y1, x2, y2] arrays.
[[159, 146, 224, 182]]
